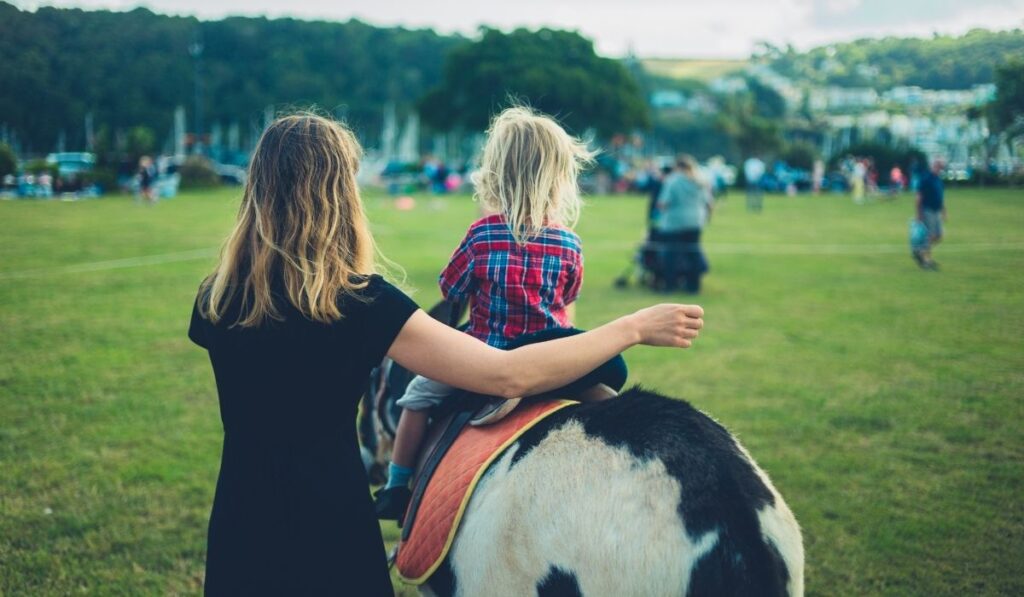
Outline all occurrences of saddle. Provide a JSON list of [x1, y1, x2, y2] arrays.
[[394, 397, 576, 584]]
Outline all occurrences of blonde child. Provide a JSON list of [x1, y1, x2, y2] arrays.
[[375, 107, 628, 520]]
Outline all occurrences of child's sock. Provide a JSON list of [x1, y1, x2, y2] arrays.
[[385, 462, 414, 490]]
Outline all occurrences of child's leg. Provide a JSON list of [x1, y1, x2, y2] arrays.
[[384, 375, 454, 489], [390, 409, 428, 470]]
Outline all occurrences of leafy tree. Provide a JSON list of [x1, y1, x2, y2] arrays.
[[780, 142, 818, 171], [650, 112, 734, 160], [716, 95, 782, 157], [990, 57, 1024, 133], [0, 2, 461, 152], [0, 142, 15, 178], [125, 126, 156, 164], [418, 28, 649, 137], [745, 76, 787, 119]]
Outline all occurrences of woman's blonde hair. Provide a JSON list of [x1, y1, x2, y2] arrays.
[[472, 106, 595, 243], [199, 114, 376, 327]]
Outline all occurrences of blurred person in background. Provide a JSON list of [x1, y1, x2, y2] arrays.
[[913, 160, 947, 270], [647, 162, 673, 231], [706, 155, 729, 198], [137, 156, 156, 204], [653, 155, 713, 293], [889, 165, 905, 196], [743, 154, 765, 212], [37, 170, 53, 197], [851, 158, 867, 204], [866, 158, 879, 195], [812, 159, 825, 195]]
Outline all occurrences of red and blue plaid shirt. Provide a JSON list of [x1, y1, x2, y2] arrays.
[[439, 214, 583, 349]]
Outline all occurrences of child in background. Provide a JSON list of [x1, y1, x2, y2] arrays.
[[374, 106, 626, 520]]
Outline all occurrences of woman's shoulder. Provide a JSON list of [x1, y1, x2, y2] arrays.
[[347, 275, 419, 315]]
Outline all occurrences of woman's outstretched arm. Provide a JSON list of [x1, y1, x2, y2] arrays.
[[387, 304, 703, 399]]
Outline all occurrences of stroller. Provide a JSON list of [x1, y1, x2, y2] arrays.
[[614, 230, 708, 293]]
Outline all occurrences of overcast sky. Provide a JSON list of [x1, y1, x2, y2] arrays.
[[16, 0, 1024, 58]]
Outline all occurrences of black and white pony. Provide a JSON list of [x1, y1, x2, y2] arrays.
[[359, 306, 804, 596]]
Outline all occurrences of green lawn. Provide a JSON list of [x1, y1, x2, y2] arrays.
[[1, 187, 1022, 595]]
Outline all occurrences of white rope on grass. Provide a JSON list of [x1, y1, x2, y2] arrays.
[[0, 247, 218, 280], [704, 242, 1024, 255], [1, 241, 1022, 281], [589, 240, 1024, 255]]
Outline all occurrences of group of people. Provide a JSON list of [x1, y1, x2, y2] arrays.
[[187, 108, 703, 594], [838, 155, 911, 202], [1, 171, 54, 197]]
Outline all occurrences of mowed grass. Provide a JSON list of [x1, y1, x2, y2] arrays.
[[1, 187, 1022, 596]]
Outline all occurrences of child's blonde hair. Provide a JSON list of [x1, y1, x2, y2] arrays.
[[472, 106, 595, 243]]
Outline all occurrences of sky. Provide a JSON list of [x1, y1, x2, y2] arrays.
[[16, 0, 1024, 58]]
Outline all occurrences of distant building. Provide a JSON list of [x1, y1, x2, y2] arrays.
[[882, 84, 996, 108], [709, 76, 747, 95], [812, 87, 879, 111]]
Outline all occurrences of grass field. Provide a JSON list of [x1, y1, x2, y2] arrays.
[[1, 187, 1022, 595]]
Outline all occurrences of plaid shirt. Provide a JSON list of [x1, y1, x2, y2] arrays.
[[439, 214, 583, 349]]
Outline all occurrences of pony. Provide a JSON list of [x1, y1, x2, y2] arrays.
[[359, 304, 804, 597]]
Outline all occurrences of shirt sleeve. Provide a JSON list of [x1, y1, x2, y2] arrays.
[[564, 245, 584, 304], [438, 228, 477, 302], [188, 293, 211, 349], [361, 276, 420, 365]]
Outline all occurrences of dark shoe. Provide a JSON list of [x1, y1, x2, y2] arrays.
[[470, 397, 521, 426], [374, 486, 411, 524], [912, 250, 925, 268]]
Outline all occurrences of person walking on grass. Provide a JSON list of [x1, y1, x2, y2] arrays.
[[652, 155, 714, 294], [187, 113, 704, 596], [913, 160, 947, 270]]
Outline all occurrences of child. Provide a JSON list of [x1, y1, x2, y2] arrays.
[[375, 106, 624, 520]]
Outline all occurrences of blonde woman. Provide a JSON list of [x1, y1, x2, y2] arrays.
[[188, 114, 703, 595]]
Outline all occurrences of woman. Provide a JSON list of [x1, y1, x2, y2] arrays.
[[652, 154, 713, 293], [188, 114, 704, 595]]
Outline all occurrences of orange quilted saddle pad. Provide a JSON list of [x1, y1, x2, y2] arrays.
[[395, 399, 576, 584]]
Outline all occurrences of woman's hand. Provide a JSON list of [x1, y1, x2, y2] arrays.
[[627, 304, 704, 348]]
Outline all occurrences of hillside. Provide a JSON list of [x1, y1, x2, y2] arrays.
[[761, 28, 1024, 90], [640, 58, 746, 82]]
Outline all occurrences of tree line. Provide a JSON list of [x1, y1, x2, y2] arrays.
[[0, 2, 461, 153]]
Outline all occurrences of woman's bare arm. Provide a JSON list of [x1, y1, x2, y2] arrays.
[[387, 304, 703, 399]]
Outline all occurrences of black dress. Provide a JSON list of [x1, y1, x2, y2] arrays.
[[188, 275, 418, 596]]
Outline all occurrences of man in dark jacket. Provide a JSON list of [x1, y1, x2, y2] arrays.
[[914, 160, 947, 270]]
